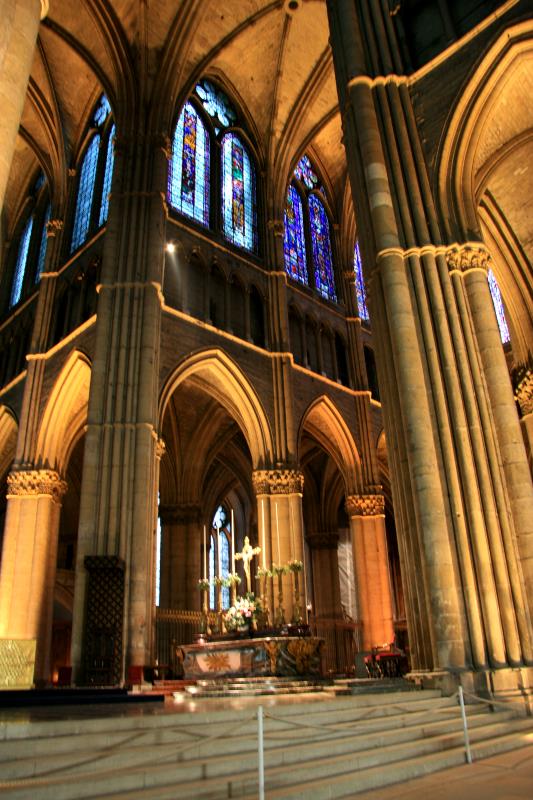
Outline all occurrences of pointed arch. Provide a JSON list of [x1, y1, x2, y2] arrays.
[[159, 349, 274, 469], [0, 407, 18, 479], [298, 395, 361, 495], [36, 350, 91, 474]]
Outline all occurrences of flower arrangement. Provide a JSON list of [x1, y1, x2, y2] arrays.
[[288, 559, 303, 572], [197, 578, 210, 591], [224, 593, 262, 630]]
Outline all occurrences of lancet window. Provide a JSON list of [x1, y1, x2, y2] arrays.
[[70, 94, 115, 253], [283, 155, 337, 302], [6, 171, 51, 310], [168, 79, 258, 254], [209, 504, 231, 610], [487, 268, 510, 345], [354, 240, 369, 321]]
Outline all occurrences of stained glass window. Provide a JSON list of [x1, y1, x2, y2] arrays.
[[354, 240, 369, 321], [168, 103, 210, 226], [309, 194, 336, 301], [99, 123, 115, 227], [94, 94, 111, 126], [220, 533, 230, 609], [487, 268, 510, 344], [71, 135, 100, 252], [10, 216, 34, 307], [221, 133, 257, 252], [294, 155, 319, 190], [35, 204, 51, 281], [209, 534, 216, 609], [195, 79, 236, 133], [283, 184, 307, 284]]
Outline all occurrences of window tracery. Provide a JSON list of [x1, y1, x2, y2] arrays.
[[487, 267, 510, 344], [209, 504, 231, 610], [354, 240, 369, 321]]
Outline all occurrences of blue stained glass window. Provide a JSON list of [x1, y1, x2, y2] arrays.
[[99, 124, 115, 226], [195, 79, 236, 132], [309, 194, 337, 301], [294, 155, 319, 190], [354, 240, 369, 321], [220, 533, 230, 610], [222, 133, 257, 252], [10, 216, 34, 307], [94, 94, 111, 126], [168, 103, 210, 226], [209, 534, 216, 609], [35, 204, 51, 282], [283, 184, 308, 284], [488, 267, 510, 344], [71, 135, 100, 252]]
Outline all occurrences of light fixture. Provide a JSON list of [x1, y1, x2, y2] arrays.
[[165, 241, 176, 254]]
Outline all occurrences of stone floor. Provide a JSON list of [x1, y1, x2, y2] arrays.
[[354, 744, 533, 799]]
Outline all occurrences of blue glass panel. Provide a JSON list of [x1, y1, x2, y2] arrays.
[[309, 194, 336, 301], [283, 184, 308, 284], [168, 103, 210, 226], [221, 534, 230, 610], [99, 124, 115, 226], [222, 133, 257, 252], [488, 267, 510, 344], [35, 204, 51, 282], [209, 534, 215, 609], [354, 240, 369, 321], [294, 155, 319, 190], [10, 216, 34, 307], [195, 80, 236, 131], [34, 171, 46, 193], [94, 95, 111, 126], [71, 135, 100, 252]]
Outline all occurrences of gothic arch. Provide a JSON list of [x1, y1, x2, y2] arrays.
[[159, 348, 274, 469], [298, 395, 361, 495], [0, 406, 18, 479], [35, 350, 91, 474], [438, 20, 533, 241]]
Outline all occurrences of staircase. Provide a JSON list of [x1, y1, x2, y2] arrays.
[[0, 689, 530, 799]]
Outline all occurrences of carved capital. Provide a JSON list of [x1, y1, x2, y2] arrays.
[[7, 469, 67, 501], [267, 219, 284, 237], [515, 368, 533, 416], [345, 493, 385, 517], [45, 218, 64, 238], [446, 244, 490, 275], [155, 437, 166, 460], [252, 469, 304, 495]]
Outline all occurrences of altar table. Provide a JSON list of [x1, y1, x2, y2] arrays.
[[181, 636, 324, 679]]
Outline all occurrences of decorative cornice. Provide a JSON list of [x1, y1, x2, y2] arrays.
[[446, 244, 490, 275], [7, 469, 67, 501], [515, 368, 533, 416], [345, 493, 385, 517], [252, 469, 304, 495]]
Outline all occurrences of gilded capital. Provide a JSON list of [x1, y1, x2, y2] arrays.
[[515, 368, 533, 417], [252, 469, 304, 495], [345, 493, 385, 517], [446, 244, 490, 275], [45, 218, 64, 238], [7, 469, 67, 501], [155, 437, 166, 460]]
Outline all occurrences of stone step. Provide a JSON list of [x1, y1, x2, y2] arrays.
[[3, 711, 528, 800]]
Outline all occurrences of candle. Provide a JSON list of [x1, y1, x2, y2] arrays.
[[275, 502, 281, 565], [217, 524, 221, 579], [203, 524, 207, 580], [231, 508, 235, 574], [261, 499, 266, 569]]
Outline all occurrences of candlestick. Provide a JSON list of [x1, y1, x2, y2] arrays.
[[203, 524, 207, 581], [217, 524, 221, 582], [261, 499, 266, 569], [231, 508, 235, 575]]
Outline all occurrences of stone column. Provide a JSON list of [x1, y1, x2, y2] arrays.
[[253, 469, 305, 622], [158, 503, 201, 611], [346, 493, 394, 651], [0, 468, 67, 685], [0, 0, 47, 215], [307, 532, 342, 620]]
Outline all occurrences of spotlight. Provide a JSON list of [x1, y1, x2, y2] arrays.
[[165, 241, 176, 254]]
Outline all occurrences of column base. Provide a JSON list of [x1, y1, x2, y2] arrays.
[[407, 666, 533, 711]]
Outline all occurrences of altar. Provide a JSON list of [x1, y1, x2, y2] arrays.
[[181, 635, 324, 679]]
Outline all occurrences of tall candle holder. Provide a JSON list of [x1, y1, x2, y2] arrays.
[[256, 566, 271, 628], [214, 576, 226, 634], [227, 572, 241, 607], [288, 559, 303, 624], [197, 578, 211, 635]]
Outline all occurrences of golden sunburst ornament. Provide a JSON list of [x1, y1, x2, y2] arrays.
[[205, 651, 231, 672]]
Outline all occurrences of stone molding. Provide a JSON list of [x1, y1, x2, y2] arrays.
[[515, 369, 533, 416], [155, 438, 166, 460], [7, 469, 67, 501], [345, 493, 385, 517], [252, 469, 304, 495], [446, 244, 490, 275], [41, 1, 49, 20]]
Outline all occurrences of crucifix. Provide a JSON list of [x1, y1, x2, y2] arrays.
[[235, 535, 261, 594]]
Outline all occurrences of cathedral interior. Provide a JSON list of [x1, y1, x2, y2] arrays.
[[0, 0, 532, 695]]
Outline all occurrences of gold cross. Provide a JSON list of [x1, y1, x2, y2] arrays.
[[235, 536, 261, 594]]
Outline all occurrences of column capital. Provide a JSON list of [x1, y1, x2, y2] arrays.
[[252, 469, 304, 495], [446, 244, 491, 275], [514, 368, 533, 417], [345, 493, 385, 517], [45, 218, 64, 238], [7, 469, 67, 501], [155, 437, 166, 460], [267, 219, 284, 237]]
